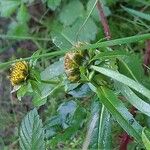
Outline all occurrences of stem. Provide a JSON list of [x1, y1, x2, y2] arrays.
[[40, 79, 59, 84], [0, 34, 51, 41], [96, 0, 111, 40], [143, 40, 150, 74], [1, 33, 150, 69], [0, 50, 66, 69]]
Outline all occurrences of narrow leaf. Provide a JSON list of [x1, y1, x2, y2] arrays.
[[98, 105, 112, 150], [92, 50, 128, 61], [116, 83, 150, 117], [142, 128, 150, 150], [91, 66, 150, 100], [122, 6, 150, 21], [96, 87, 142, 142]]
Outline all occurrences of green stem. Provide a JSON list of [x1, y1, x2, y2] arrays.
[[83, 33, 150, 50], [40, 79, 59, 84], [0, 50, 66, 69], [1, 33, 150, 69], [0, 34, 51, 41]]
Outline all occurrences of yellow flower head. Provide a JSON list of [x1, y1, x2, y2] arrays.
[[10, 61, 28, 86]]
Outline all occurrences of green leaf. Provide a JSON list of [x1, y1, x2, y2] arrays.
[[122, 6, 150, 21], [41, 59, 64, 81], [96, 87, 142, 142], [68, 84, 92, 98], [32, 95, 47, 107], [62, 17, 98, 43], [47, 0, 61, 11], [0, 0, 20, 17], [49, 105, 86, 147], [142, 128, 150, 150], [21, 0, 34, 3], [17, 83, 32, 100], [30, 80, 41, 96], [51, 16, 98, 49], [7, 22, 29, 36], [91, 66, 150, 100], [59, 0, 84, 26], [115, 82, 150, 117], [17, 4, 30, 23], [89, 100, 112, 150], [92, 50, 129, 61], [117, 55, 144, 82], [97, 105, 112, 149], [19, 108, 45, 150]]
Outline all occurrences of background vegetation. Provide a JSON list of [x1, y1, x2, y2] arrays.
[[0, 0, 150, 149]]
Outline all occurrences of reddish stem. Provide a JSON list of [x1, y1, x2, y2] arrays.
[[143, 40, 150, 74], [96, 1, 111, 40]]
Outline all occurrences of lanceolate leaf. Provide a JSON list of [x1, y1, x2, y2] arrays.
[[97, 105, 112, 150], [122, 6, 150, 21], [92, 50, 129, 61], [142, 128, 150, 150], [116, 83, 150, 117], [91, 66, 150, 100], [19, 108, 45, 150], [87, 99, 112, 150], [96, 87, 142, 142]]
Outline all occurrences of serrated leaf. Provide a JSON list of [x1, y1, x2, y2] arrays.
[[91, 66, 150, 100], [52, 7, 98, 48], [17, 4, 30, 23], [19, 108, 45, 150], [59, 0, 84, 26], [96, 87, 142, 142], [47, 0, 61, 11], [142, 128, 150, 150], [62, 17, 98, 43], [122, 6, 150, 21], [0, 0, 20, 17]]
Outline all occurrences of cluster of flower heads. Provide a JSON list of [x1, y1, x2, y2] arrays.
[[10, 61, 28, 86], [9, 43, 87, 86]]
